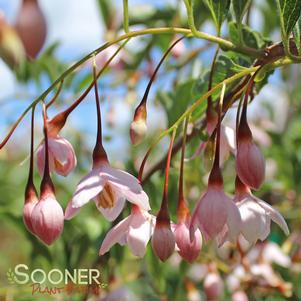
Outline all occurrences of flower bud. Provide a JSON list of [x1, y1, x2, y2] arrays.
[[130, 119, 147, 145], [236, 120, 265, 190], [152, 218, 175, 262], [204, 273, 224, 301], [15, 0, 47, 58], [31, 195, 64, 245], [130, 103, 147, 145], [37, 136, 77, 177], [23, 186, 38, 234], [174, 221, 202, 263]]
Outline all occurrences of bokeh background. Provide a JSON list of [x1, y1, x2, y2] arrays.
[[0, 0, 301, 300]]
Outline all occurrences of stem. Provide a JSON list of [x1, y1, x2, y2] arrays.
[[208, 84, 226, 185], [0, 26, 264, 148], [40, 103, 55, 197], [92, 60, 108, 166], [47, 40, 129, 135], [207, 46, 220, 105], [123, 0, 129, 33], [46, 80, 64, 109], [161, 128, 177, 211], [25, 106, 38, 199], [178, 117, 189, 200], [139, 37, 185, 107]]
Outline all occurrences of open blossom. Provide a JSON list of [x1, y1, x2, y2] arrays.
[[65, 162, 150, 221], [37, 136, 77, 177], [190, 182, 241, 242], [234, 178, 289, 245], [99, 205, 155, 257], [31, 192, 64, 245]]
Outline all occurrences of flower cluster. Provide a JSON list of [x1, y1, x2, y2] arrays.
[[14, 38, 288, 265]]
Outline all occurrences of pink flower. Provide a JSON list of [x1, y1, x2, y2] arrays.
[[190, 184, 241, 242], [173, 218, 202, 263], [15, 0, 47, 58], [23, 187, 38, 234], [31, 194, 64, 245], [65, 162, 150, 221], [37, 136, 77, 177], [152, 218, 175, 262], [204, 272, 224, 301], [234, 184, 289, 245], [99, 206, 155, 257], [236, 121, 265, 190]]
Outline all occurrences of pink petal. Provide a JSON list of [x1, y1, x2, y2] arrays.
[[127, 210, 154, 257], [47, 137, 77, 176], [255, 197, 289, 235], [238, 198, 269, 244], [112, 186, 150, 211], [95, 197, 126, 221], [101, 165, 142, 193], [99, 216, 132, 255], [191, 187, 228, 241], [64, 201, 81, 220], [236, 139, 265, 190], [72, 168, 106, 208], [225, 199, 241, 243]]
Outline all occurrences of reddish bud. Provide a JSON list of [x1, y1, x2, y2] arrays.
[[15, 0, 47, 58], [23, 185, 38, 234], [236, 120, 265, 190], [31, 194, 64, 245], [152, 218, 175, 262], [37, 136, 77, 177]]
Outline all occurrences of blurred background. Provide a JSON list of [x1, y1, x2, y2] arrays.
[[0, 0, 301, 300]]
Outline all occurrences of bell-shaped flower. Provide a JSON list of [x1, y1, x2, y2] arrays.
[[173, 219, 202, 263], [99, 205, 155, 257], [37, 136, 77, 177], [236, 117, 265, 190], [152, 217, 175, 262], [173, 201, 202, 263], [65, 162, 150, 221], [190, 182, 241, 242], [130, 102, 147, 145], [234, 180, 289, 245], [31, 192, 64, 245]]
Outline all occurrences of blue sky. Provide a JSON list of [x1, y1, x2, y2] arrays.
[[0, 0, 287, 164]]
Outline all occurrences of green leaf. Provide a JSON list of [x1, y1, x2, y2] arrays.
[[228, 21, 272, 49], [293, 18, 301, 54], [232, 0, 251, 23], [204, 0, 231, 32], [278, 0, 301, 36]]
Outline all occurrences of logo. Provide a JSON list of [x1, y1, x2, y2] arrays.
[[7, 264, 107, 296]]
